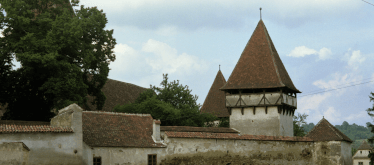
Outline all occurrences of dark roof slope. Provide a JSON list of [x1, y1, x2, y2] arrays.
[[0, 120, 50, 126], [221, 20, 300, 93], [306, 118, 353, 142], [165, 132, 313, 141], [160, 126, 238, 133], [357, 141, 373, 150], [200, 70, 229, 117], [82, 111, 165, 148], [85, 78, 148, 112]]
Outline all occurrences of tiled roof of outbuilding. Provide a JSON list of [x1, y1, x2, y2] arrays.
[[200, 70, 229, 117], [357, 141, 373, 150], [165, 132, 313, 142], [85, 78, 148, 112], [221, 20, 300, 93], [0, 124, 73, 133], [82, 111, 165, 148], [160, 126, 238, 133], [306, 118, 353, 142]]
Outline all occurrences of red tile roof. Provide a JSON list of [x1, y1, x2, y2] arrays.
[[221, 20, 300, 93], [306, 118, 353, 142], [85, 79, 148, 112], [200, 70, 229, 117], [82, 111, 165, 148], [161, 126, 238, 133], [165, 132, 313, 142], [0, 124, 73, 133]]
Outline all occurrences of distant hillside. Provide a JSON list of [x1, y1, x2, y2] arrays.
[[302, 121, 374, 150]]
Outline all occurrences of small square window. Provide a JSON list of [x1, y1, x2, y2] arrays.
[[148, 154, 156, 165], [94, 157, 101, 165], [359, 162, 363, 165]]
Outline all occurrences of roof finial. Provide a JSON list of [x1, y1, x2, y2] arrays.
[[260, 7, 262, 20], [219, 64, 221, 71]]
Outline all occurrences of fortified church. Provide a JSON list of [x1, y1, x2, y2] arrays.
[[0, 18, 354, 164]]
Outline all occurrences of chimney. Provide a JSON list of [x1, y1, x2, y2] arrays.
[[153, 119, 161, 142]]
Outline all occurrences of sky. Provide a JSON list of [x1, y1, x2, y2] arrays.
[[5, 0, 374, 127]]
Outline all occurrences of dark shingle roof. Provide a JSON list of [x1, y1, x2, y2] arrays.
[[357, 141, 373, 150], [165, 132, 313, 141], [85, 78, 148, 112], [0, 120, 50, 126], [160, 126, 238, 133], [200, 70, 229, 117], [0, 125, 73, 133], [82, 111, 165, 148], [306, 118, 353, 143], [221, 20, 300, 93]]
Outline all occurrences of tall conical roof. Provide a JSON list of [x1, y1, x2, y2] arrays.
[[357, 140, 373, 150], [306, 118, 353, 142], [221, 20, 300, 93], [200, 70, 229, 117]]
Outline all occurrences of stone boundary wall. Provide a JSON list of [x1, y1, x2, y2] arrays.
[[161, 136, 315, 165]]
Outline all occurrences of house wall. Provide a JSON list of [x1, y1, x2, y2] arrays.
[[0, 142, 29, 165], [353, 158, 370, 165], [91, 147, 165, 165], [230, 106, 293, 136], [353, 149, 371, 165], [161, 136, 314, 165]]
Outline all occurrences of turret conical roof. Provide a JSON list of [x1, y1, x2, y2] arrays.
[[357, 140, 373, 150], [200, 70, 229, 117], [221, 20, 300, 93], [306, 118, 353, 143]]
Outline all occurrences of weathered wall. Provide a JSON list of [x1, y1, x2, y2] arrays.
[[353, 149, 371, 165], [0, 132, 81, 165], [341, 141, 352, 165], [161, 136, 314, 165], [313, 141, 352, 165], [83, 142, 93, 165], [92, 147, 165, 165], [0, 142, 29, 165], [230, 106, 293, 136]]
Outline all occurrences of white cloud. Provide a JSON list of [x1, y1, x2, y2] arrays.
[[109, 39, 208, 87], [288, 46, 332, 60], [344, 49, 366, 70], [142, 39, 208, 75], [0, 29, 3, 38], [323, 107, 341, 123]]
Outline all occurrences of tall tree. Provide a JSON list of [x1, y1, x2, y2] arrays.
[[0, 0, 116, 121], [293, 113, 308, 137], [366, 92, 374, 164], [114, 74, 217, 127]]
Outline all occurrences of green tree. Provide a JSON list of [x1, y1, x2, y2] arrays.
[[366, 92, 374, 164], [0, 0, 116, 121], [114, 74, 217, 127], [293, 113, 308, 137]]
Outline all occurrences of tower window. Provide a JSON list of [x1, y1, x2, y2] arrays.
[[148, 154, 156, 165], [93, 157, 101, 165], [360, 151, 362, 154]]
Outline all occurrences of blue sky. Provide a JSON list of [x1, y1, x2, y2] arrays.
[[6, 0, 374, 126], [76, 0, 374, 127]]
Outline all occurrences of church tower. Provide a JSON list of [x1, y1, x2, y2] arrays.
[[220, 20, 300, 137]]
